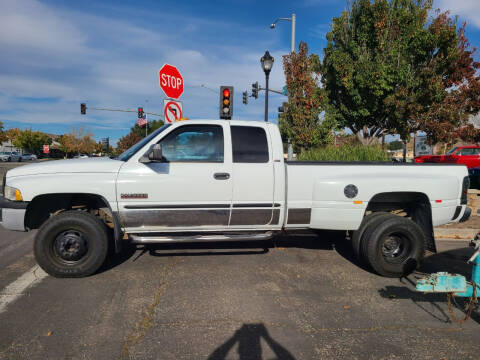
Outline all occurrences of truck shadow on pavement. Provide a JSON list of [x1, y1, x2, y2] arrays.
[[99, 230, 355, 272], [140, 231, 341, 259], [377, 247, 480, 325], [94, 231, 345, 274], [207, 323, 296, 360]]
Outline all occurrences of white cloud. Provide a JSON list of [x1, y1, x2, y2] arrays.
[[436, 0, 480, 28], [0, 0, 288, 142], [0, 0, 87, 55]]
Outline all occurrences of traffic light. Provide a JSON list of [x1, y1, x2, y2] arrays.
[[242, 91, 248, 105], [138, 107, 144, 119], [80, 103, 86, 115], [219, 86, 233, 120], [251, 82, 259, 99]]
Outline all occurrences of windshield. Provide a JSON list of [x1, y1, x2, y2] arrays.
[[116, 124, 171, 161], [447, 147, 458, 155]]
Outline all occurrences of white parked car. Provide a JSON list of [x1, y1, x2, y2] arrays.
[[73, 154, 89, 159], [0, 120, 471, 278], [20, 153, 37, 161], [0, 152, 21, 162]]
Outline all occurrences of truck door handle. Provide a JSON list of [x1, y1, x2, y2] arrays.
[[214, 172, 230, 180]]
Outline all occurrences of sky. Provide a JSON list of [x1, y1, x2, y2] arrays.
[[0, 0, 480, 145]]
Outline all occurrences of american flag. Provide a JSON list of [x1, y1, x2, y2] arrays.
[[137, 117, 147, 127]]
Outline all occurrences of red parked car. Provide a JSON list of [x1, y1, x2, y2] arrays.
[[414, 145, 480, 168]]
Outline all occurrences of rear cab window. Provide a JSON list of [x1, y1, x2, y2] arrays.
[[231, 126, 269, 163]]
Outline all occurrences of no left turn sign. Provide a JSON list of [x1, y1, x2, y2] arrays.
[[163, 99, 183, 123]]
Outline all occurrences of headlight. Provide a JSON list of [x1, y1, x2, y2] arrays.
[[4, 185, 23, 201]]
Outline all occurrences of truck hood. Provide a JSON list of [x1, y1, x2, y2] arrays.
[[6, 157, 124, 178]]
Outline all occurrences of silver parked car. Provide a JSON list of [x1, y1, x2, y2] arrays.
[[21, 153, 37, 161], [0, 152, 21, 162]]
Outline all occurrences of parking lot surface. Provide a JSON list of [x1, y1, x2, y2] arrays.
[[0, 228, 478, 360]]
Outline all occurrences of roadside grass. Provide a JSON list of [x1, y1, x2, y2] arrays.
[[298, 144, 390, 162]]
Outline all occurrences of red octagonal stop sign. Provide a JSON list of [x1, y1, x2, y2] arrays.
[[158, 64, 184, 99]]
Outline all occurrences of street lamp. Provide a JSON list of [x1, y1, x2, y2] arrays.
[[270, 14, 296, 53], [261, 50, 274, 122]]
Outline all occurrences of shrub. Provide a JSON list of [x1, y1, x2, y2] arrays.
[[298, 145, 390, 162]]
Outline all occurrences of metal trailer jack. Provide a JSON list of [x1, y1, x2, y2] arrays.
[[416, 236, 479, 322]]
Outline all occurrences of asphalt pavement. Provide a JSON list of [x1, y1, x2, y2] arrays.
[[0, 228, 478, 360]]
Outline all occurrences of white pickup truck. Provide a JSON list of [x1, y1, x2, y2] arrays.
[[0, 120, 471, 278]]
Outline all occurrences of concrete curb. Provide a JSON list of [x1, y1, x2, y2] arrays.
[[434, 227, 477, 240]]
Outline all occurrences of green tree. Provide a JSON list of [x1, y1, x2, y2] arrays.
[[131, 119, 164, 138], [13, 129, 52, 154], [322, 0, 480, 156], [280, 41, 336, 152], [387, 140, 403, 151]]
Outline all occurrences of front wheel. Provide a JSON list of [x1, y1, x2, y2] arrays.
[[361, 215, 425, 277], [34, 210, 109, 277]]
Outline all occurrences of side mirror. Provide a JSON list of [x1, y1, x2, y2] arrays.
[[140, 144, 163, 163]]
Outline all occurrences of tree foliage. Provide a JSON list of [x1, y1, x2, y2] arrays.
[[131, 119, 164, 138], [280, 41, 336, 151], [117, 132, 142, 154], [322, 0, 480, 146], [116, 119, 165, 154], [12, 129, 52, 154], [58, 127, 97, 156], [387, 140, 403, 151], [0, 121, 6, 142], [5, 128, 21, 143]]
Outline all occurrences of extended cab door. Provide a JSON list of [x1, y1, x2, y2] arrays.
[[229, 124, 276, 227], [116, 122, 233, 232]]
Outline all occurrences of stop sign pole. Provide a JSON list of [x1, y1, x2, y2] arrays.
[[158, 64, 184, 100]]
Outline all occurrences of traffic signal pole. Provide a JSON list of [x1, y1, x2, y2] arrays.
[[80, 104, 162, 117]]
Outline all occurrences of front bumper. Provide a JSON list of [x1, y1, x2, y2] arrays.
[[0, 196, 28, 231]]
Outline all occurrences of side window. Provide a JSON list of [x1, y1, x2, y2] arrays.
[[159, 125, 224, 162], [231, 126, 269, 163], [458, 148, 475, 155]]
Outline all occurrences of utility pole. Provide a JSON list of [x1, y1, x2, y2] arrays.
[[291, 14, 296, 54], [270, 13, 296, 159]]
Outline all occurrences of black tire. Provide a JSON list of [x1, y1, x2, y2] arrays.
[[7, 157, 11, 162], [18, 158, 21, 162], [361, 214, 425, 277], [351, 212, 389, 261], [34, 210, 109, 278]]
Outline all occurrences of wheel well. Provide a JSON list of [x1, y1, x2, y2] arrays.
[[366, 192, 436, 252], [25, 193, 113, 230]]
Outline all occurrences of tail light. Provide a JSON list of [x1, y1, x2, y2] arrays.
[[461, 176, 470, 204]]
